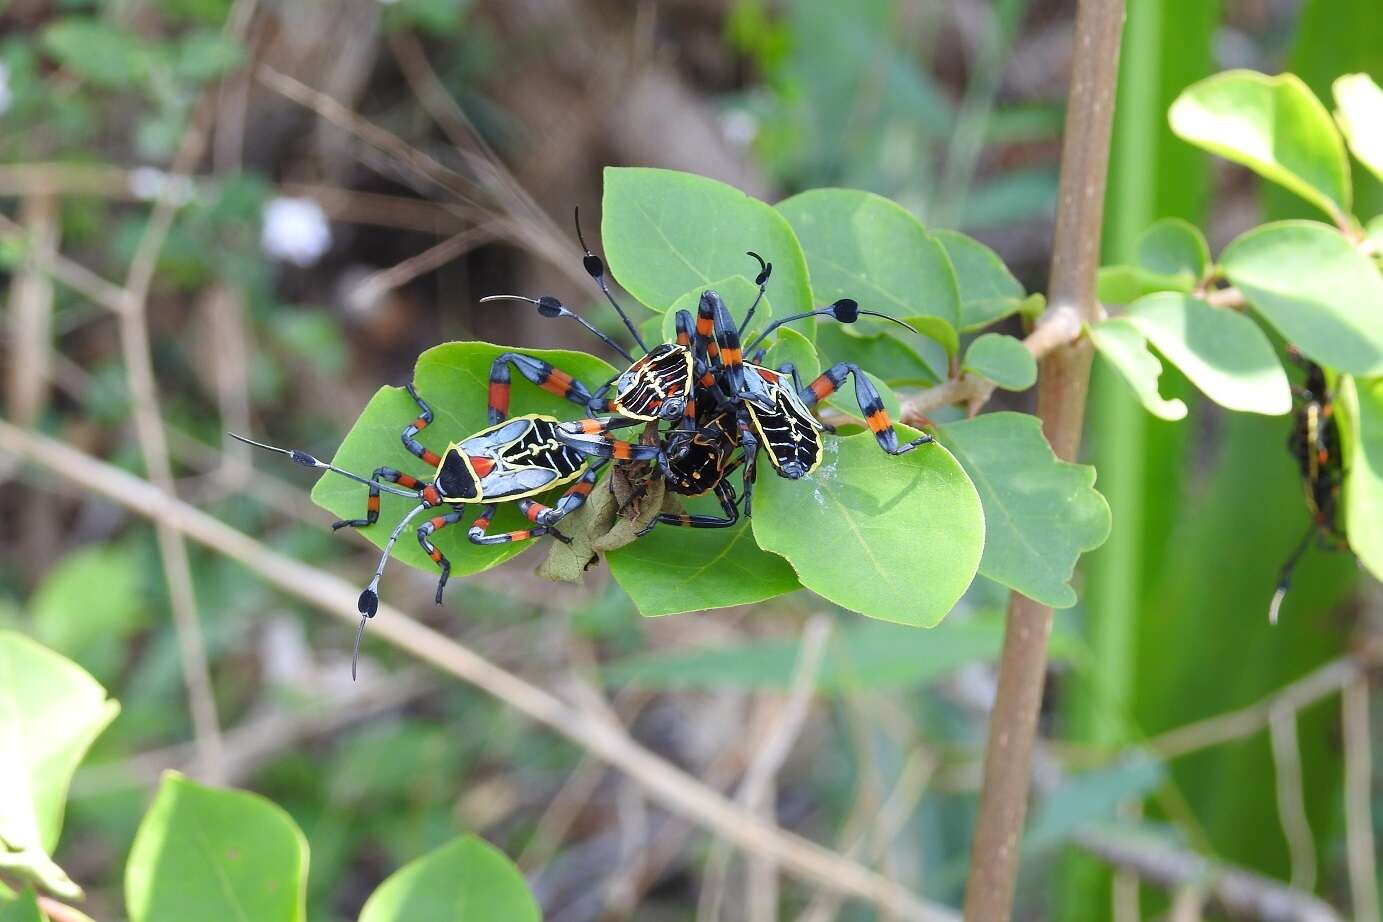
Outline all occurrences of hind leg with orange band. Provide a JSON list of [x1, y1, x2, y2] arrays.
[[331, 468, 425, 530], [487, 353, 598, 424], [800, 362, 933, 455], [416, 507, 467, 603]]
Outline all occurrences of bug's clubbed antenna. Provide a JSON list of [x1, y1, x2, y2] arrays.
[[479, 294, 635, 363], [737, 250, 774, 337], [353, 501, 430, 680], [574, 206, 649, 353], [743, 299, 922, 354], [229, 433, 420, 497], [1269, 523, 1317, 625]]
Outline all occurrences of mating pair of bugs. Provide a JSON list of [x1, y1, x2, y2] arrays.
[[237, 214, 931, 676]]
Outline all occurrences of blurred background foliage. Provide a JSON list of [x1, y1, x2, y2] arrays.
[[0, 0, 1378, 919]]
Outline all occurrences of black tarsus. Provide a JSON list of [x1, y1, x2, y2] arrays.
[[1269, 523, 1316, 625], [574, 206, 649, 353]]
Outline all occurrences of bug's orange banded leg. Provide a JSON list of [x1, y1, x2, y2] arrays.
[[402, 384, 443, 466], [487, 352, 598, 424], [416, 507, 467, 604], [332, 467, 424, 531], [800, 362, 934, 455], [518, 464, 602, 528]]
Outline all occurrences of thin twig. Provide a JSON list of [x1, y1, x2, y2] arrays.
[[114, 77, 228, 786], [961, 1, 1125, 918], [0, 421, 958, 922], [699, 616, 832, 922], [350, 224, 499, 310], [0, 212, 130, 315], [1143, 657, 1365, 761], [1268, 707, 1316, 892], [1071, 826, 1342, 922], [1341, 678, 1379, 922]]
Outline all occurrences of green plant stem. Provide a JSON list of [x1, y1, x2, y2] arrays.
[[961, 1, 1126, 919]]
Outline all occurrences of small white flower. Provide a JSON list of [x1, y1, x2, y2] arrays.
[[262, 196, 332, 268], [0, 62, 13, 116], [720, 109, 758, 147]]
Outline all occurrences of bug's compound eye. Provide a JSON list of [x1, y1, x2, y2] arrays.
[[659, 395, 687, 420]]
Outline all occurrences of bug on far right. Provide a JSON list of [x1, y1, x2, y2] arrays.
[[1269, 352, 1348, 623]]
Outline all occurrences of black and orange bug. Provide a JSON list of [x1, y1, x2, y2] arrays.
[[233, 383, 660, 678], [696, 290, 935, 515], [1269, 357, 1347, 623]]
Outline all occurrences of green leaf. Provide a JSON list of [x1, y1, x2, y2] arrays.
[[1338, 375, 1383, 583], [776, 188, 961, 352], [601, 168, 813, 317], [1025, 758, 1165, 853], [1088, 319, 1189, 421], [0, 891, 42, 922], [41, 19, 149, 89], [1169, 70, 1352, 221], [1096, 265, 1188, 305], [0, 631, 118, 899], [1221, 221, 1383, 376], [761, 326, 820, 382], [311, 342, 616, 578], [1122, 293, 1291, 415], [172, 31, 244, 82], [31, 545, 147, 684], [933, 229, 1027, 331], [607, 497, 801, 617], [359, 834, 538, 922], [934, 413, 1111, 608], [752, 431, 984, 626], [126, 773, 309, 922], [962, 333, 1036, 390], [1334, 73, 1383, 183], [814, 324, 939, 386], [1135, 218, 1209, 287]]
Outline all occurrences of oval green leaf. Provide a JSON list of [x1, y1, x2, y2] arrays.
[[1338, 375, 1383, 583], [608, 495, 801, 617], [126, 773, 308, 922], [359, 835, 538, 922], [1123, 293, 1291, 415], [0, 632, 118, 899], [751, 431, 984, 626], [933, 229, 1027, 331], [776, 188, 961, 351], [962, 333, 1037, 391], [815, 324, 940, 386], [1334, 73, 1383, 183], [602, 167, 813, 316], [1221, 221, 1383, 376], [1169, 70, 1351, 222], [311, 342, 617, 578], [1136, 218, 1210, 288], [762, 326, 821, 382], [933, 413, 1111, 608], [1088, 319, 1188, 421]]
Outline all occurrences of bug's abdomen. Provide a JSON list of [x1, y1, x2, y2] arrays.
[[461, 416, 587, 501]]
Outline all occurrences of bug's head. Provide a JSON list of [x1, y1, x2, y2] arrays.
[[435, 447, 480, 501], [611, 344, 691, 421]]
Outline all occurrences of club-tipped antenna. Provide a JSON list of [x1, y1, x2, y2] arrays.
[[1269, 523, 1316, 625], [737, 251, 774, 337], [742, 300, 924, 354], [480, 294, 635, 363], [352, 501, 429, 680], [574, 206, 648, 353], [229, 433, 421, 498]]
